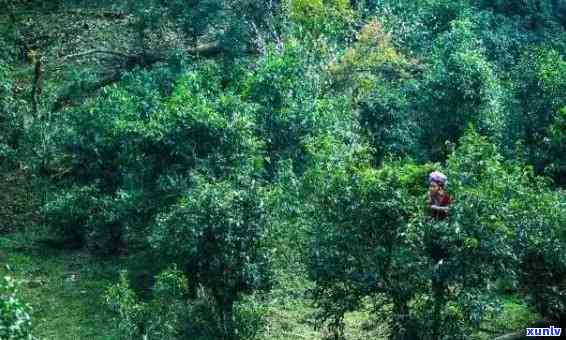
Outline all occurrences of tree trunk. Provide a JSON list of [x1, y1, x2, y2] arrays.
[[393, 299, 413, 340], [221, 299, 235, 340], [31, 58, 43, 116], [432, 280, 445, 340], [214, 291, 236, 340]]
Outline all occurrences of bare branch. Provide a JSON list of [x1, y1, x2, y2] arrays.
[[493, 331, 525, 340], [50, 41, 224, 112], [57, 41, 222, 66], [61, 49, 133, 61], [187, 41, 223, 57]]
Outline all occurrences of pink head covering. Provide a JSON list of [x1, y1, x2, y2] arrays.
[[429, 171, 447, 187]]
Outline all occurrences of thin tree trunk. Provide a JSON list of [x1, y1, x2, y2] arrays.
[[221, 299, 235, 340], [393, 299, 413, 340], [31, 58, 43, 116], [432, 279, 445, 340], [214, 290, 236, 340]]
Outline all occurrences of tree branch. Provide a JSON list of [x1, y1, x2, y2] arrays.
[[31, 57, 43, 116], [493, 330, 524, 340], [50, 41, 224, 111], [187, 41, 223, 57], [61, 49, 134, 61], [60, 40, 222, 62]]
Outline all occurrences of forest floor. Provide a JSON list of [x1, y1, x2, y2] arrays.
[[1, 223, 540, 340]]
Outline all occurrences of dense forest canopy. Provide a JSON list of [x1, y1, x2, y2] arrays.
[[1, 0, 565, 339]]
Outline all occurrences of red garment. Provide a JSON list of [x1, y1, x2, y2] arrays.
[[428, 191, 453, 220]]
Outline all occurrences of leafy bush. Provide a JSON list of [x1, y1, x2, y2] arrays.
[[476, 0, 561, 28], [41, 185, 99, 248], [287, 0, 355, 39], [0, 276, 34, 340], [129, 0, 281, 58], [302, 133, 425, 338], [107, 268, 267, 340], [509, 48, 566, 185], [502, 174, 566, 324], [545, 107, 566, 185], [42, 64, 264, 252], [106, 272, 149, 340], [326, 19, 418, 163], [418, 18, 506, 161], [0, 62, 22, 170], [242, 40, 352, 175], [149, 175, 272, 339]]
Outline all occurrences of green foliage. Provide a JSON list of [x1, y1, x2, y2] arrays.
[[42, 184, 132, 251], [407, 129, 563, 337], [302, 133, 424, 338], [489, 296, 540, 332], [0, 276, 34, 340], [41, 185, 98, 247], [243, 40, 352, 175], [233, 295, 268, 340], [42, 64, 263, 252], [545, 107, 566, 184], [370, 0, 470, 54], [514, 191, 566, 323], [149, 176, 271, 339], [498, 166, 566, 322], [106, 272, 148, 339], [509, 48, 566, 184], [0, 62, 23, 169], [5, 1, 566, 338], [107, 268, 267, 340], [475, 0, 563, 29], [0, 11, 19, 64], [418, 18, 506, 161], [305, 128, 565, 339], [335, 20, 417, 162], [287, 0, 356, 40]]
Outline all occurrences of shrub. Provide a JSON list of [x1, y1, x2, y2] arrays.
[[0, 62, 22, 170], [242, 41, 352, 176], [42, 64, 264, 253], [149, 175, 272, 339], [287, 0, 355, 39], [418, 18, 506, 161], [0, 276, 34, 340], [505, 177, 566, 325], [302, 133, 424, 339], [544, 107, 566, 185], [107, 268, 267, 340], [508, 48, 566, 184], [41, 185, 99, 248], [329, 19, 418, 163]]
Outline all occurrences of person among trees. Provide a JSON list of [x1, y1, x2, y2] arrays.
[[428, 171, 453, 220]]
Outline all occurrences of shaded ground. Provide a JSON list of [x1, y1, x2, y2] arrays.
[[0, 171, 39, 234], [0, 229, 120, 339]]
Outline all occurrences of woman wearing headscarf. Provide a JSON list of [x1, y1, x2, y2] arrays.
[[427, 171, 453, 220]]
